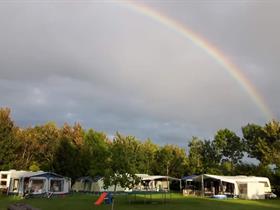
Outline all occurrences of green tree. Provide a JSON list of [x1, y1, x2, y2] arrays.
[[83, 129, 110, 177], [0, 108, 19, 170], [52, 123, 86, 180], [52, 137, 82, 180], [188, 137, 204, 174], [14, 127, 39, 170], [32, 122, 60, 170], [154, 144, 187, 178], [139, 139, 159, 175], [214, 129, 243, 171], [103, 133, 141, 191], [242, 121, 280, 167], [242, 123, 268, 164], [263, 120, 280, 167], [202, 140, 222, 174]]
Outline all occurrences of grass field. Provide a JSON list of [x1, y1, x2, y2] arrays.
[[0, 193, 280, 210]]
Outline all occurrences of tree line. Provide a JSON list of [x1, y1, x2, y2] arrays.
[[0, 107, 279, 194]]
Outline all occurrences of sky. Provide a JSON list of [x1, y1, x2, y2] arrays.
[[0, 0, 279, 146]]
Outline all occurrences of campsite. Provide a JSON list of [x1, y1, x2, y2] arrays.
[[0, 108, 280, 209], [1, 1, 280, 209], [1, 170, 279, 210]]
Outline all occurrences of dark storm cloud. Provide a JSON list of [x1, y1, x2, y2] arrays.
[[0, 0, 279, 144]]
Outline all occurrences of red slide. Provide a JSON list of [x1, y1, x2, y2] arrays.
[[94, 192, 108, 205]]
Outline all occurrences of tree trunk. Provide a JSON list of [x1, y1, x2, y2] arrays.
[[111, 184, 117, 210]]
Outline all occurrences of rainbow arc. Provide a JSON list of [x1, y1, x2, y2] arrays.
[[116, 0, 273, 120]]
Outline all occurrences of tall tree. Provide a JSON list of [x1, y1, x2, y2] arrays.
[[103, 133, 141, 191], [263, 120, 280, 167], [202, 140, 222, 174], [242, 121, 280, 166], [139, 139, 158, 175], [32, 122, 60, 170], [242, 123, 268, 164], [154, 144, 187, 178], [83, 129, 110, 177], [0, 108, 19, 170], [214, 129, 244, 171], [14, 127, 39, 170], [52, 137, 82, 180], [52, 123, 86, 179], [188, 137, 204, 174]]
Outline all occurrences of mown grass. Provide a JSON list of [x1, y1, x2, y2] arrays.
[[0, 193, 279, 210]]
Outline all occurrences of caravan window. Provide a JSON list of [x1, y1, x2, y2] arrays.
[[13, 179, 19, 192], [238, 184, 247, 194], [259, 181, 269, 187], [1, 181, 7, 186], [50, 179, 64, 192], [1, 174, 7, 179], [30, 179, 46, 193]]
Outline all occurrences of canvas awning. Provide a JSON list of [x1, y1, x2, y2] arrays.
[[181, 175, 198, 181], [193, 174, 237, 185], [141, 175, 180, 181]]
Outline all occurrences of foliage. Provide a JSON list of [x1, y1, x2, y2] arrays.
[[52, 137, 83, 181], [242, 123, 269, 165], [243, 121, 280, 167], [0, 108, 19, 170], [29, 161, 40, 172], [214, 129, 244, 171], [188, 137, 204, 174], [83, 129, 110, 177], [202, 140, 221, 174], [103, 133, 142, 191], [154, 144, 188, 177], [31, 122, 60, 171], [138, 139, 159, 175]]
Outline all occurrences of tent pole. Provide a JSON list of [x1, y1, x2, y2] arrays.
[[180, 179, 182, 191], [201, 175, 204, 197]]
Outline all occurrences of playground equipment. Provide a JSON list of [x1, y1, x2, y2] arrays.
[[94, 192, 113, 205]]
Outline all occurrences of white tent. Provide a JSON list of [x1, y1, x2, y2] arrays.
[[193, 174, 272, 199], [93, 177, 129, 192], [72, 176, 128, 192], [72, 176, 94, 192], [136, 175, 181, 191]]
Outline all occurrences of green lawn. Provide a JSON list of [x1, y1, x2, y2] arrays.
[[0, 193, 280, 210]]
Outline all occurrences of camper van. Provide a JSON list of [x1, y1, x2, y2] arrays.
[[0, 170, 11, 192], [0, 170, 29, 193]]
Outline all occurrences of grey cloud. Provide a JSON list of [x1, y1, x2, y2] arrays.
[[0, 1, 279, 145]]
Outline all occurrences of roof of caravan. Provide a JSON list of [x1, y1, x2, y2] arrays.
[[29, 172, 65, 179], [3, 170, 45, 178], [141, 175, 180, 181], [77, 176, 94, 182], [181, 175, 198, 181], [193, 174, 269, 183], [136, 174, 150, 178], [1, 170, 68, 179]]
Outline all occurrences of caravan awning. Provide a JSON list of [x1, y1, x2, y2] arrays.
[[141, 175, 180, 181], [193, 174, 238, 185], [181, 175, 198, 181]]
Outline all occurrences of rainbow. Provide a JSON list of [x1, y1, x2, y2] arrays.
[[115, 0, 273, 120]]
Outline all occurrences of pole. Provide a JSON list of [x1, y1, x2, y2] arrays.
[[201, 175, 204, 197]]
